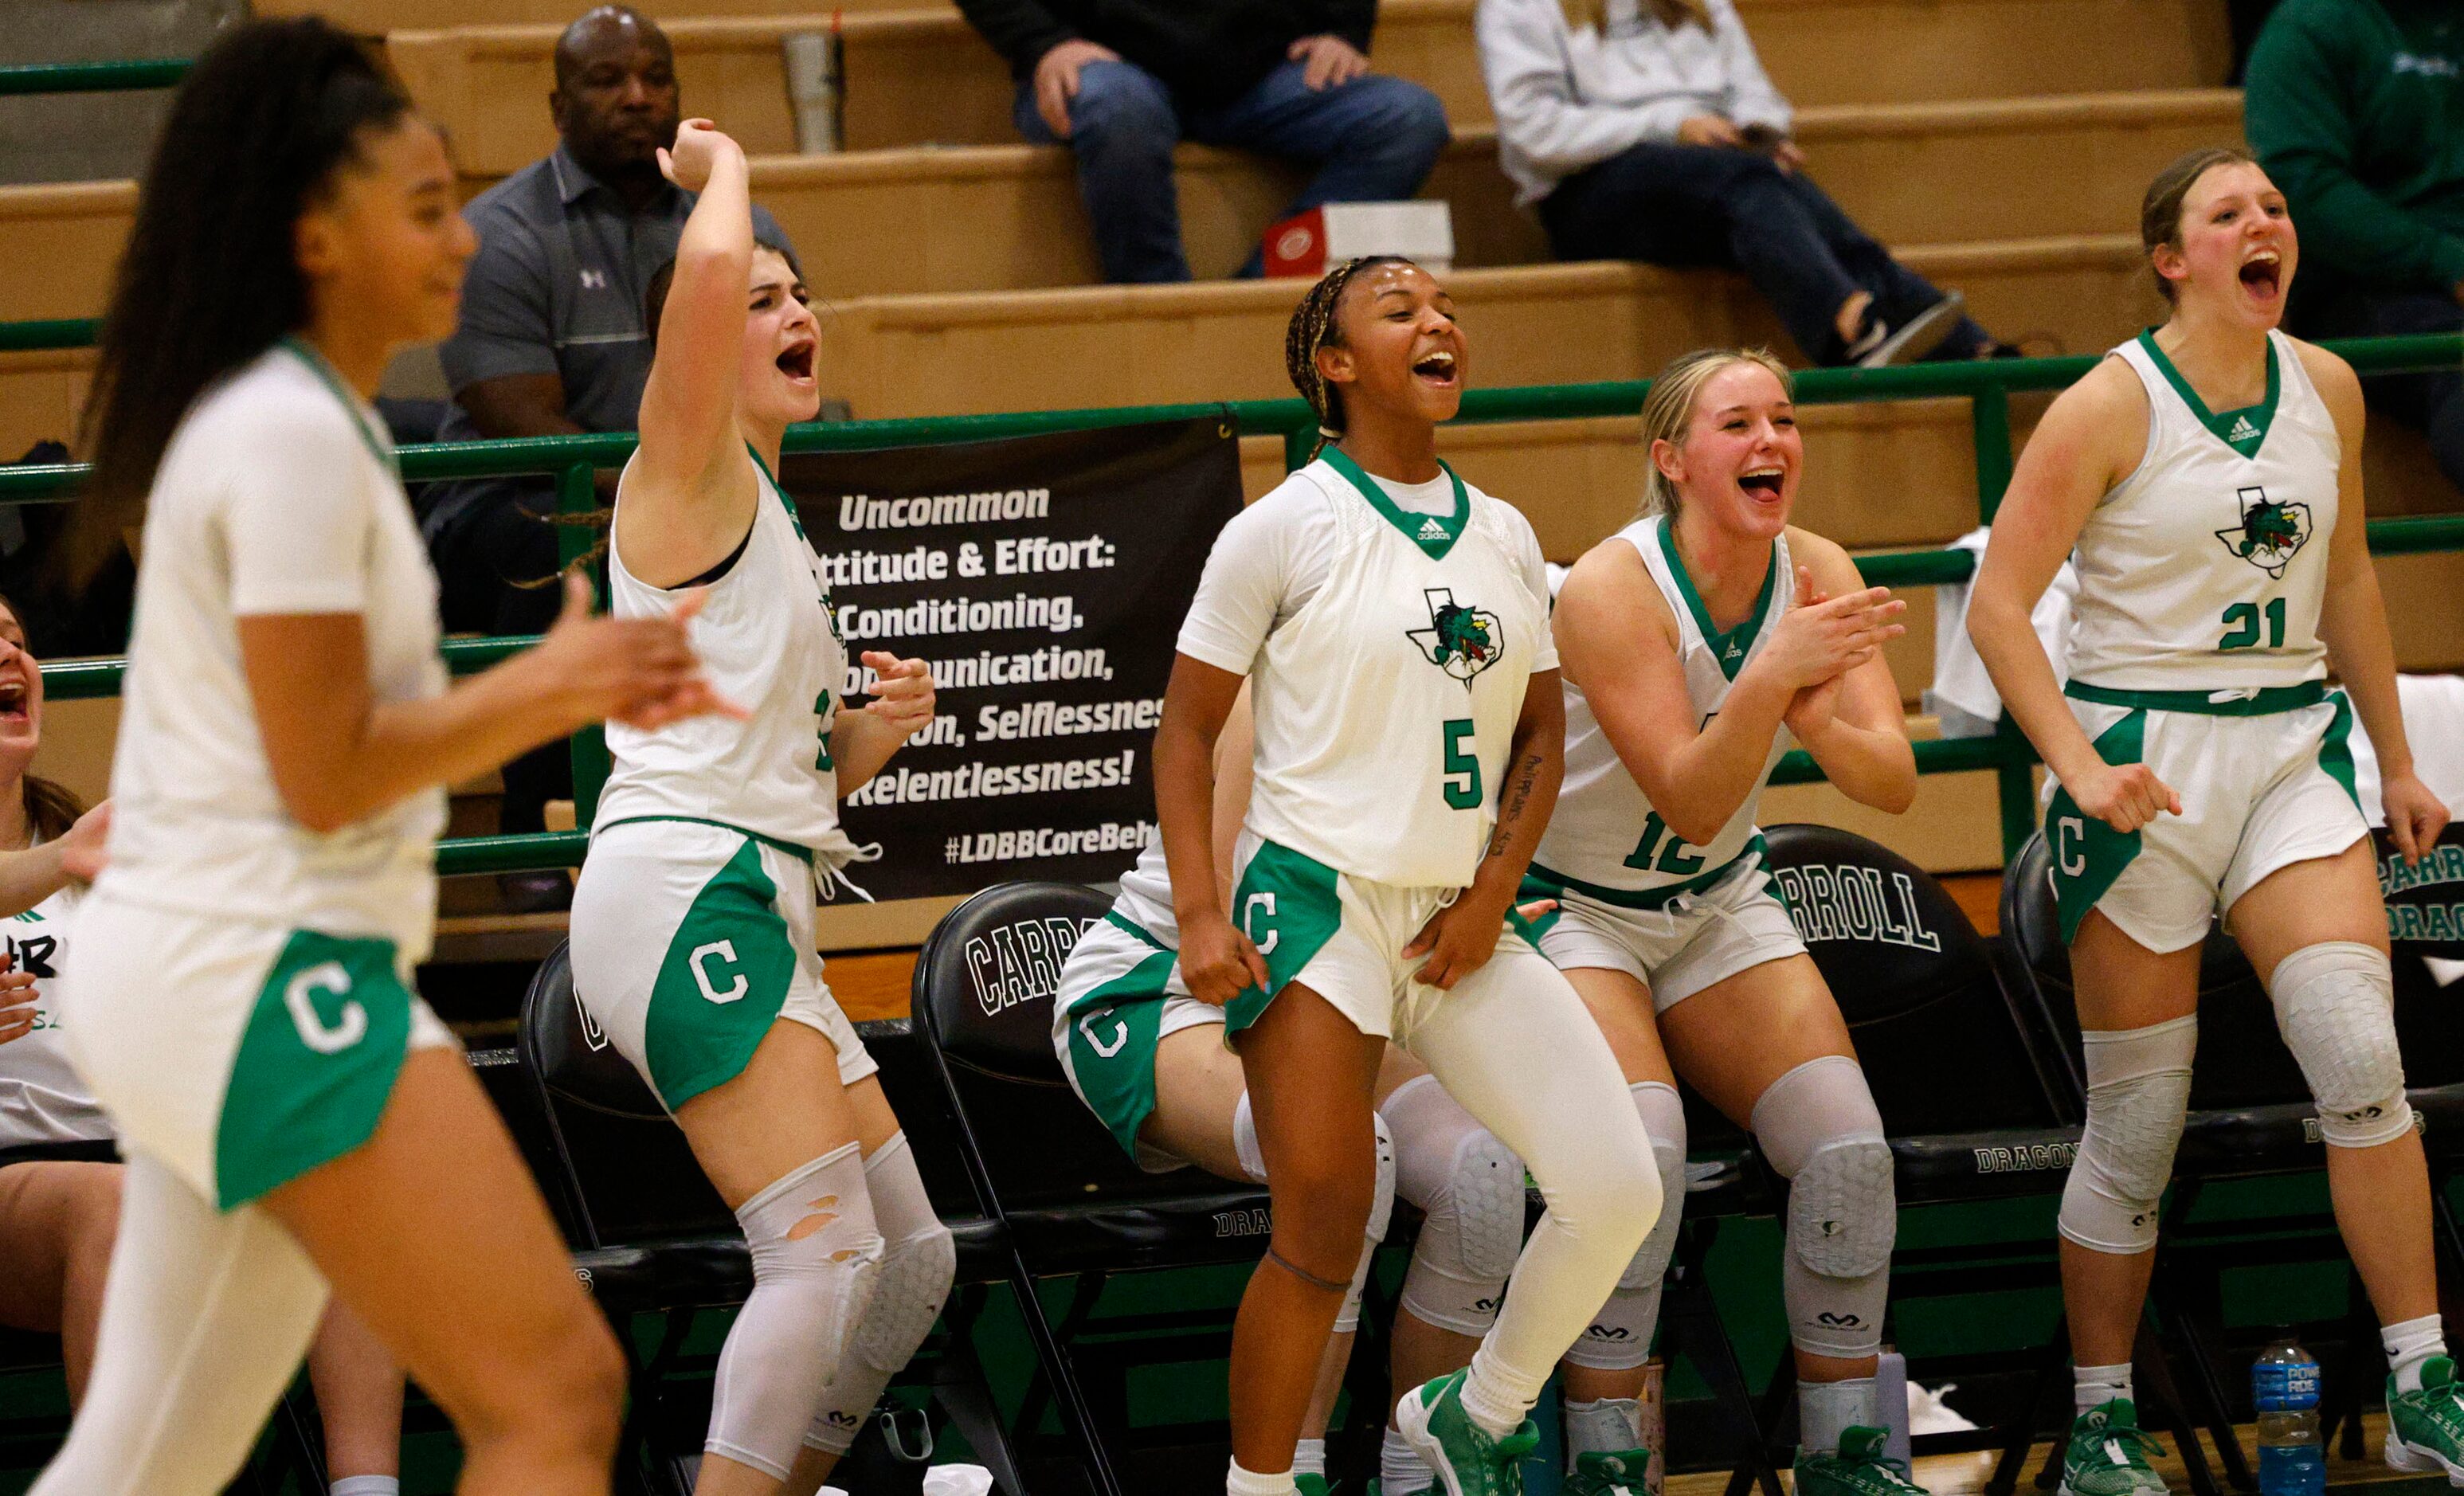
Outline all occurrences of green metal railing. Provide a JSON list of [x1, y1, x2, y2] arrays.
[[0, 59, 191, 96], [2, 331, 2458, 876]]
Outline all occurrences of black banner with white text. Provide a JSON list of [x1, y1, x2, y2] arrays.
[[778, 417, 1244, 901]]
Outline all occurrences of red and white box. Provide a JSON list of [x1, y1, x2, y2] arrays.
[[1262, 201, 1455, 278]]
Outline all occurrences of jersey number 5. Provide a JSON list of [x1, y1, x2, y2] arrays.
[[1624, 811, 1706, 875], [2219, 598, 2286, 651], [1441, 720, 1482, 809]]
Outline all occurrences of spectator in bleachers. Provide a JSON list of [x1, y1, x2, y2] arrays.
[[1476, 0, 2007, 366], [2245, 0, 2464, 495], [426, 3, 793, 903], [954, 0, 1451, 283]]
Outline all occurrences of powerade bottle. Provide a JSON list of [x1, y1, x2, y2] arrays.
[[2254, 1330, 2325, 1496]]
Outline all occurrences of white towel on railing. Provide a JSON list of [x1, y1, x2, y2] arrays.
[[1923, 527, 2078, 737]]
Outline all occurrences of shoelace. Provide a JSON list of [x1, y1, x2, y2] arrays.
[[2087, 1425, 2168, 1470], [2414, 1383, 2464, 1436]]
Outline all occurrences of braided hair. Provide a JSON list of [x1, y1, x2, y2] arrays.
[[1283, 255, 1415, 463]]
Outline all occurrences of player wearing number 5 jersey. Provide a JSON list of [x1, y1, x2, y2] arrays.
[[565, 117, 954, 1496], [1158, 256, 1660, 1496], [35, 22, 740, 1495], [1502, 348, 1921, 1496], [1971, 147, 2458, 1496]]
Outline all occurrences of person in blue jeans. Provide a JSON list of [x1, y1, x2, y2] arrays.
[[955, 0, 1451, 282]]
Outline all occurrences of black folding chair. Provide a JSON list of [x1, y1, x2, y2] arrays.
[[517, 942, 1017, 1494], [911, 882, 1300, 1496], [1751, 824, 2085, 1494], [2000, 828, 2464, 1495]]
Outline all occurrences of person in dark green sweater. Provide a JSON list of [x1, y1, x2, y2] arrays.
[[2245, 0, 2464, 491]]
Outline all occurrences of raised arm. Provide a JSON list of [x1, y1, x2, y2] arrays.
[[1967, 359, 2179, 832], [1784, 530, 1914, 813], [1555, 539, 1901, 846], [2301, 343, 2449, 860], [615, 119, 761, 587]]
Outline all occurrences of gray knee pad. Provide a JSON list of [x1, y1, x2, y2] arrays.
[[1565, 1082, 1687, 1372], [2270, 941, 2413, 1149], [1753, 1057, 1894, 1359], [713, 1143, 885, 1478], [806, 1134, 957, 1455], [1387, 1074, 1526, 1336], [2058, 1016, 2194, 1255]]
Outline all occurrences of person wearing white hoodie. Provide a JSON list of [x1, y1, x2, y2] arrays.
[[1475, 0, 2003, 366]]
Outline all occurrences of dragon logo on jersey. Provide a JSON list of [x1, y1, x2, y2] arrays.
[[2214, 485, 2312, 579], [1406, 588, 1505, 687]]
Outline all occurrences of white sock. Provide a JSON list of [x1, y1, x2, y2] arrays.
[[1227, 1458, 1298, 1496], [1383, 1424, 1435, 1492], [331, 1481, 400, 1496], [2386, 1314, 2447, 1393], [1565, 1396, 1645, 1463], [1800, 1377, 1880, 1455], [1292, 1437, 1327, 1478], [2075, 1361, 2134, 1416], [1459, 1360, 1526, 1439]]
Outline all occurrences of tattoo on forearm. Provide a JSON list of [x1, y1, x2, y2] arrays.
[[1483, 749, 1546, 860]]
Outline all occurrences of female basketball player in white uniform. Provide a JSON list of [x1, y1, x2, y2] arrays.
[[1971, 147, 2458, 1496], [1428, 347, 1916, 1496], [565, 118, 954, 1496], [37, 22, 731, 1494], [1157, 255, 1660, 1496]]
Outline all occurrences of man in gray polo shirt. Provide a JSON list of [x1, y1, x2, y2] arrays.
[[426, 3, 791, 896]]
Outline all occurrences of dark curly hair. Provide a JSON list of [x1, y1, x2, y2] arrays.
[[1283, 255, 1415, 463], [66, 18, 411, 586]]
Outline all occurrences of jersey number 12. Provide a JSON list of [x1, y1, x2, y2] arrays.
[[1624, 811, 1706, 875]]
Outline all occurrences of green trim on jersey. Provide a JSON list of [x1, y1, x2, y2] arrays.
[[2136, 329, 2279, 460], [216, 930, 414, 1208], [2046, 708, 2150, 943], [1322, 447, 1470, 560], [1526, 833, 1769, 911], [278, 337, 399, 477], [1224, 840, 1346, 1033], [2065, 679, 2327, 716], [644, 837, 801, 1108], [594, 814, 817, 866], [2318, 689, 2361, 810], [1105, 909, 1172, 952], [1654, 518, 1780, 680], [1061, 945, 1180, 1158], [745, 441, 810, 540]]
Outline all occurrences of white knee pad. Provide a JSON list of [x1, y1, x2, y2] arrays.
[[1336, 1113, 1399, 1334], [711, 1142, 885, 1478], [1387, 1073, 1527, 1337], [801, 1134, 957, 1455], [1753, 1056, 1894, 1359], [2270, 941, 2413, 1149], [1565, 1082, 1688, 1373], [2058, 1015, 2195, 1255]]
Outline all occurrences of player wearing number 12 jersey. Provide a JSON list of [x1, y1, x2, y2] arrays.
[[1970, 147, 2456, 1496], [1509, 348, 1924, 1496], [566, 117, 954, 1496]]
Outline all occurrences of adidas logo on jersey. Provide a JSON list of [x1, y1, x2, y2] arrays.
[[2227, 415, 2260, 442], [1418, 516, 1449, 541]]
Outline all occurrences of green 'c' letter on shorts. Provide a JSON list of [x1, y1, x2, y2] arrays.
[[1223, 840, 1345, 1035], [216, 930, 414, 1209], [645, 837, 801, 1109], [2045, 708, 2150, 944], [1062, 918, 1181, 1157]]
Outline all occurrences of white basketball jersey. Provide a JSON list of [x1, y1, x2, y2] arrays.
[[0, 883, 108, 1146], [1244, 458, 1553, 889], [1533, 515, 1792, 896], [596, 450, 860, 864], [2069, 330, 2337, 691]]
